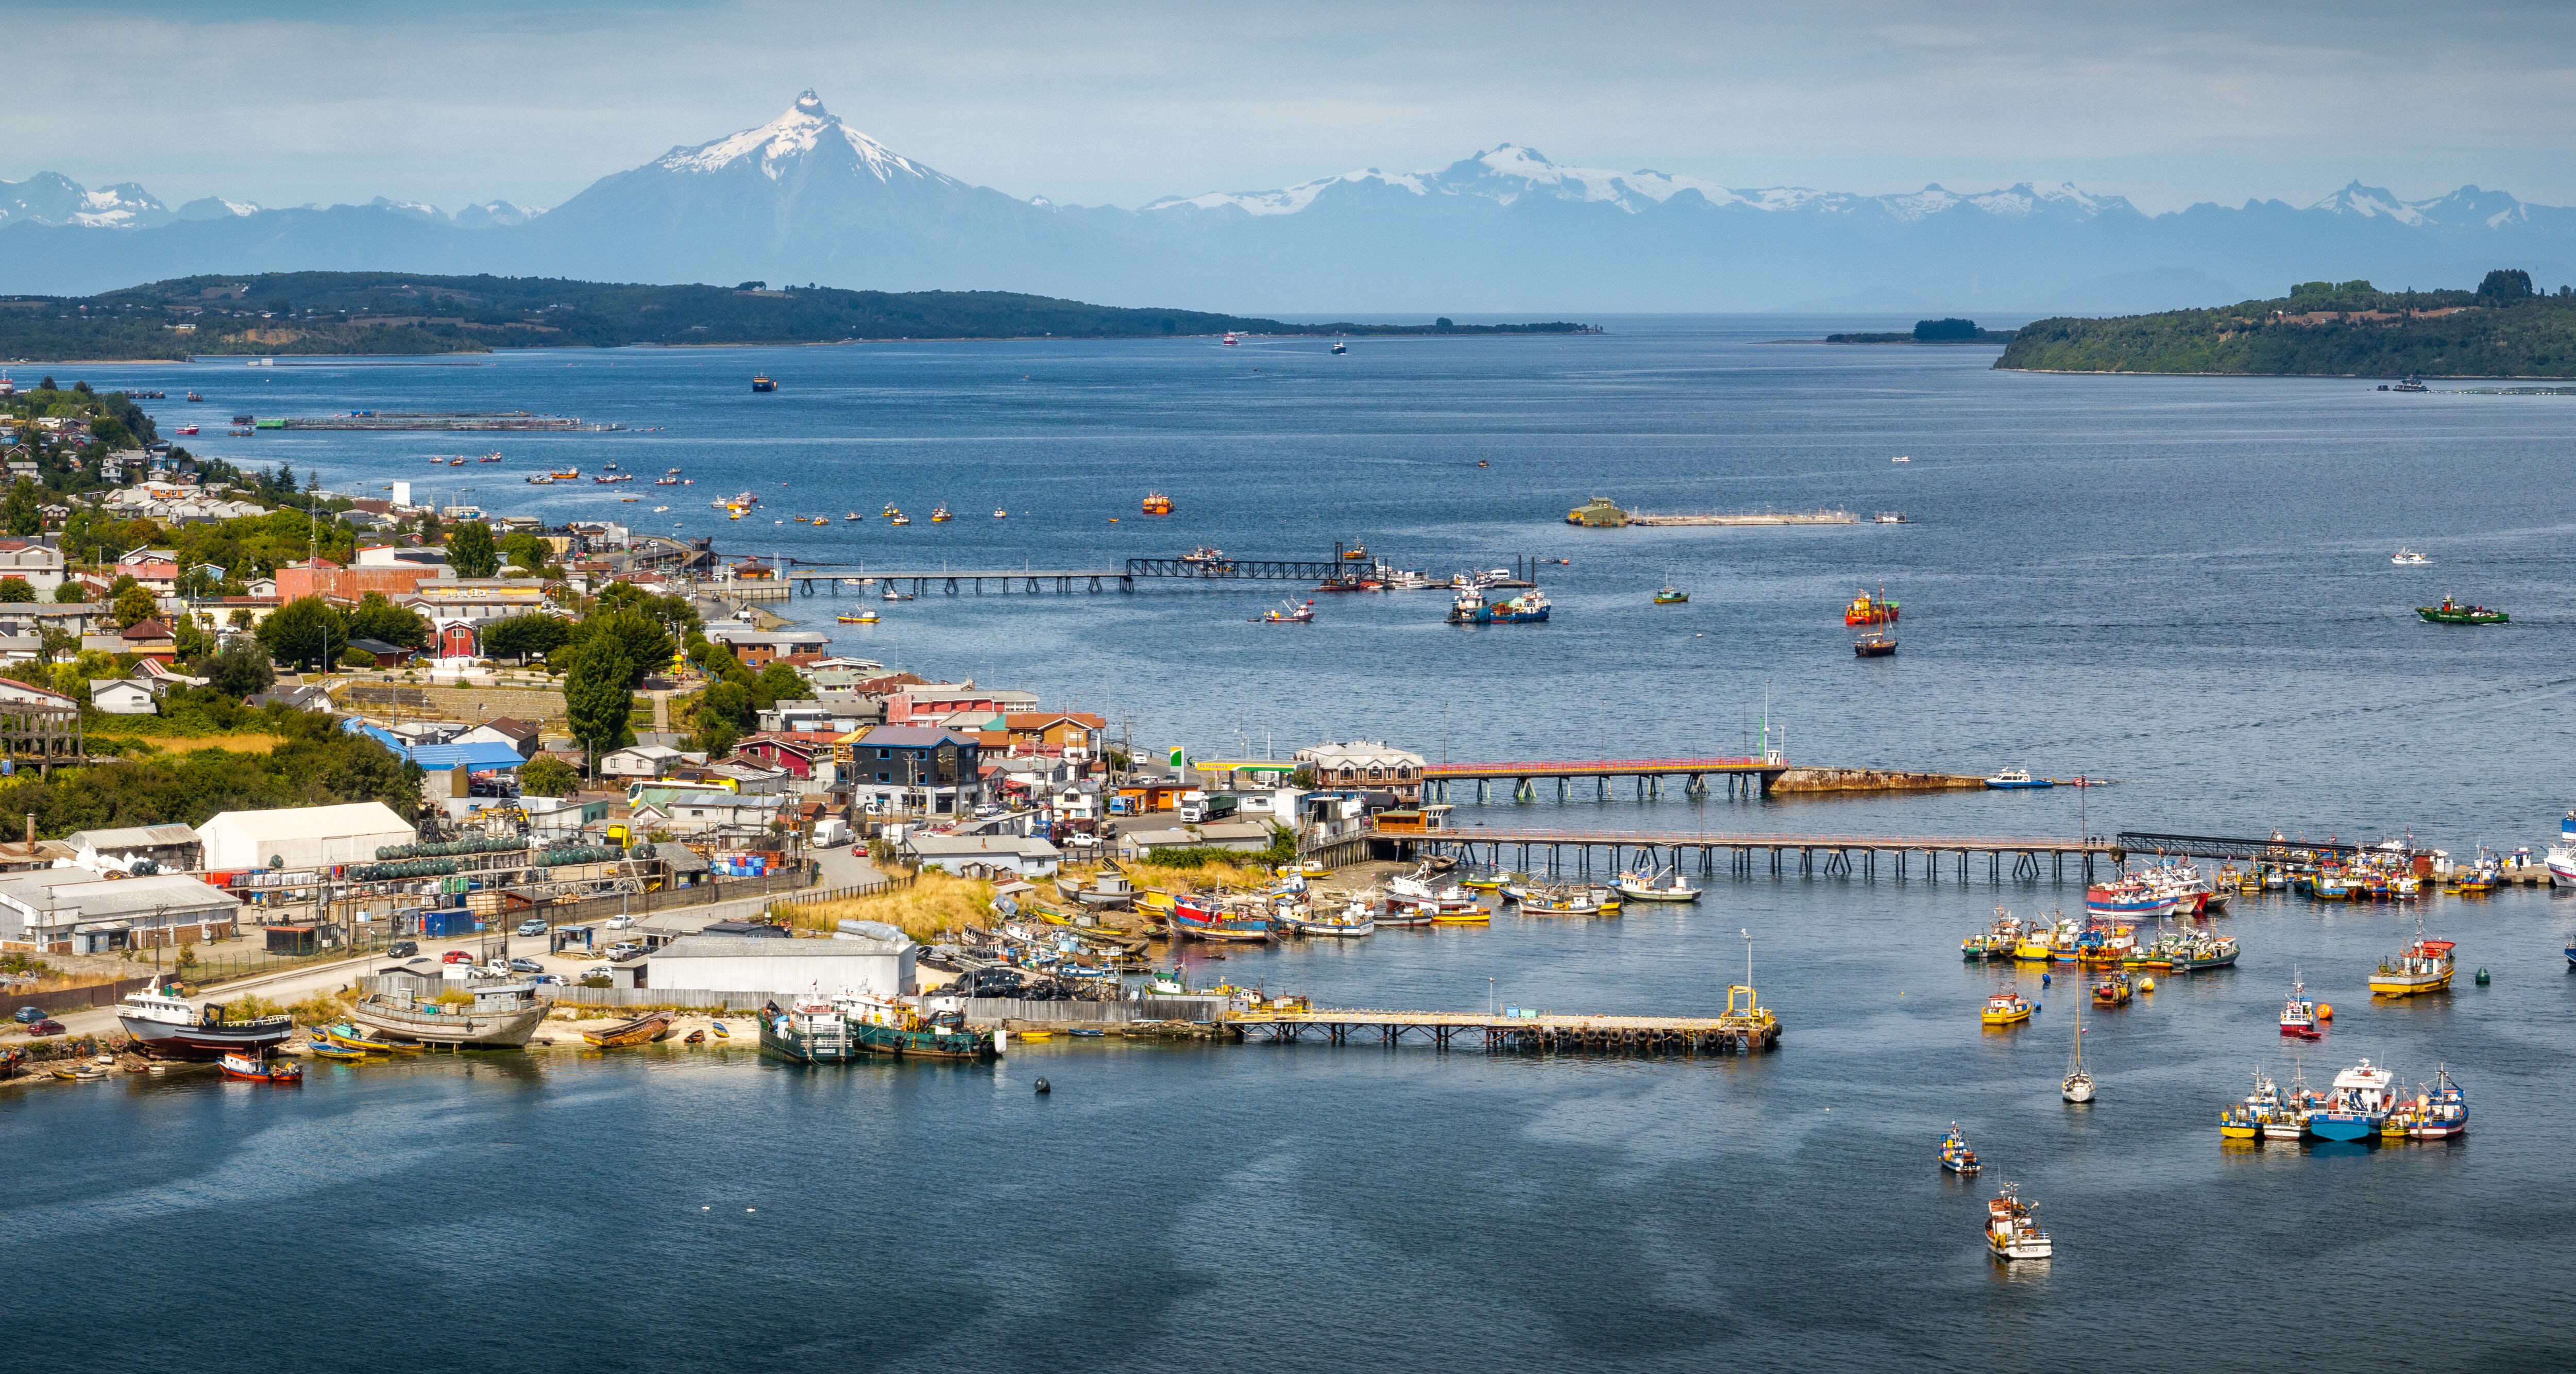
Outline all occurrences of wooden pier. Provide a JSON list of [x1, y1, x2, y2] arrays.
[[1392, 829, 2118, 884], [1424, 756, 1790, 802], [1231, 1002, 1780, 1055], [779, 552, 1377, 596]]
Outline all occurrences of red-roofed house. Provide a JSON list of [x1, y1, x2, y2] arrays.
[[734, 732, 839, 781], [119, 618, 178, 662]]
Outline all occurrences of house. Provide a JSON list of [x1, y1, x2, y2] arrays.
[[735, 731, 840, 781], [0, 602, 107, 639], [0, 537, 65, 594], [703, 625, 831, 669], [355, 544, 449, 571], [600, 744, 686, 779], [456, 717, 543, 759], [1293, 740, 1428, 802], [628, 790, 787, 837], [1119, 822, 1276, 859], [649, 930, 916, 998], [118, 617, 178, 661], [276, 557, 451, 604], [88, 679, 159, 715], [196, 801, 417, 872], [347, 637, 419, 667], [245, 682, 334, 712], [704, 761, 789, 795], [113, 547, 180, 593], [884, 683, 1042, 725], [63, 824, 204, 873], [903, 833, 1063, 878], [1004, 712, 1106, 760], [839, 725, 985, 816], [0, 869, 242, 954], [404, 578, 553, 622]]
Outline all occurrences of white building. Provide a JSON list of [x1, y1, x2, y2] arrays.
[[1292, 740, 1428, 801], [196, 801, 417, 872], [904, 833, 1064, 878], [89, 679, 158, 715], [648, 931, 915, 998], [0, 869, 241, 954], [600, 744, 686, 779]]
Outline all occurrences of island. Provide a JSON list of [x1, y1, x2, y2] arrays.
[[0, 272, 1596, 361], [1996, 270, 2576, 377], [1825, 318, 2015, 344]]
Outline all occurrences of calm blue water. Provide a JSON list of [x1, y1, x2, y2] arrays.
[[12, 324, 2576, 1370]]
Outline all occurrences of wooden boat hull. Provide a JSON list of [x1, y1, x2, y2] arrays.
[[118, 1014, 297, 1060], [584, 1013, 674, 1047], [347, 998, 546, 1049]]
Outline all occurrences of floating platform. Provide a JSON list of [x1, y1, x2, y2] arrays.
[[1565, 497, 1858, 528], [278, 412, 620, 432]]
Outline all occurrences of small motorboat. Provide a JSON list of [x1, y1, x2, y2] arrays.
[[889, 513, 911, 526], [883, 588, 914, 601], [1985, 768, 2052, 790], [2417, 596, 2506, 625], [845, 511, 862, 521], [2392, 547, 2430, 565], [1653, 585, 1689, 605], [1253, 599, 1315, 624]]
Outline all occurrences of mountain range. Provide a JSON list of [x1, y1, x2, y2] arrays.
[[4, 91, 2571, 314]]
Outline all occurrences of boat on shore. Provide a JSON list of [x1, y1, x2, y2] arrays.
[[346, 983, 547, 1049], [583, 1011, 674, 1047], [115, 991, 296, 1060], [1986, 1183, 2052, 1261], [1167, 894, 1274, 943]]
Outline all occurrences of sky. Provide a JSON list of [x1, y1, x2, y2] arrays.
[[9, 0, 2575, 215]]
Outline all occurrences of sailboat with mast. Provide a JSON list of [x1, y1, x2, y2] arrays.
[[2062, 998, 2095, 1102]]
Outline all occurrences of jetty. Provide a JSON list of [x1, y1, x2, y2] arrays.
[[1232, 986, 1779, 1054], [1325, 828, 2120, 883], [1425, 756, 1790, 801], [778, 554, 1379, 596]]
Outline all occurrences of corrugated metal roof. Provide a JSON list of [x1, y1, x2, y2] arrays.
[[407, 741, 528, 771], [196, 801, 415, 844]]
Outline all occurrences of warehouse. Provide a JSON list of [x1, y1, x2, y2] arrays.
[[647, 928, 915, 998], [196, 801, 418, 872]]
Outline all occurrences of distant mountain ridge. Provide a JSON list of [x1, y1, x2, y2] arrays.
[[4, 91, 2572, 313]]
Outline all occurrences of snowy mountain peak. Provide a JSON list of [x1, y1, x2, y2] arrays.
[[2310, 180, 2425, 225], [653, 90, 954, 186]]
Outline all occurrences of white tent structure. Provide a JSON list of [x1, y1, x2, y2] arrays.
[[195, 801, 417, 872]]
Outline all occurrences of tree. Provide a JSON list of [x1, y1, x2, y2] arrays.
[[0, 479, 39, 537], [446, 520, 499, 578], [564, 642, 636, 766], [519, 754, 580, 797], [202, 638, 275, 698], [752, 662, 807, 709], [255, 595, 346, 671], [52, 582, 84, 604], [346, 592, 429, 650], [111, 584, 157, 629], [483, 613, 571, 664], [2478, 269, 2535, 301], [574, 610, 670, 690], [498, 530, 551, 572], [0, 578, 33, 604], [696, 680, 755, 732]]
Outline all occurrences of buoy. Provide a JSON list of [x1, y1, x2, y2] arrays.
[[2040, 972, 2050, 987], [1035, 1077, 1051, 1095], [2475, 967, 2490, 985], [2140, 977, 2156, 993], [2316, 1002, 2333, 1021]]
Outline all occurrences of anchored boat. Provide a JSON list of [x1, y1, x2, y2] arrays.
[[1448, 586, 1550, 624], [1844, 587, 1899, 626], [2417, 595, 2506, 625], [1614, 865, 1703, 902], [2062, 1001, 2095, 1103], [1980, 991, 2035, 1027], [1986, 1184, 2053, 1261], [2309, 1059, 2398, 1142], [2410, 1067, 2468, 1139], [1940, 1122, 1982, 1175], [2369, 923, 2455, 997], [1985, 768, 2052, 790], [2280, 975, 2321, 1038]]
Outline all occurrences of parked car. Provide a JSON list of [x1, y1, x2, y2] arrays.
[[13, 1006, 43, 1024], [605, 942, 645, 961], [25, 1018, 63, 1036], [507, 957, 543, 974], [479, 961, 513, 979], [387, 941, 418, 958], [532, 973, 567, 986], [515, 919, 548, 937], [604, 915, 636, 931], [440, 950, 476, 966]]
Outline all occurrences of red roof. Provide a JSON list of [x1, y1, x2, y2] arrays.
[[121, 617, 174, 639]]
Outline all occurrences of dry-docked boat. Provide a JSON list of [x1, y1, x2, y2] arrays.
[[583, 1011, 674, 1047], [116, 990, 297, 1060], [1167, 893, 1274, 943], [346, 980, 548, 1049]]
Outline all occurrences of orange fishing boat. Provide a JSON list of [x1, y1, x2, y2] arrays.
[[1844, 585, 1900, 626], [1141, 492, 1174, 515]]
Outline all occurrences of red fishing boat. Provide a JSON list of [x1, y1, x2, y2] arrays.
[[1167, 895, 1274, 943], [1844, 586, 1900, 626], [218, 1051, 303, 1084]]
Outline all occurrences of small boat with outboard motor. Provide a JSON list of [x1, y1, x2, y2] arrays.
[[1939, 1123, 1982, 1175], [1986, 1183, 2052, 1262], [2417, 595, 2506, 625]]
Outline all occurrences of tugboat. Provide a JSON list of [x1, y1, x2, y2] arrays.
[[1986, 1184, 2053, 1261], [1980, 991, 2035, 1027], [1940, 1123, 1982, 1175], [2410, 1067, 2468, 1139], [2368, 921, 2455, 997], [2417, 595, 2507, 625], [1844, 586, 1899, 625], [2280, 975, 2322, 1038]]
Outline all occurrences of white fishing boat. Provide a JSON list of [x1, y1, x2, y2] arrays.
[[1614, 865, 1703, 902], [2392, 547, 2430, 565], [2546, 810, 2576, 885], [1986, 1184, 2052, 1261], [1291, 901, 1377, 937]]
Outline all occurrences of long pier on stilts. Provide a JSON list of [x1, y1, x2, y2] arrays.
[[1231, 997, 1780, 1056], [1423, 756, 1790, 801], [1319, 829, 2121, 884]]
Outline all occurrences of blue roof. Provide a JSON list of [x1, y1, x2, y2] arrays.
[[408, 741, 528, 772]]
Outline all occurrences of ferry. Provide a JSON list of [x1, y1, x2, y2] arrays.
[[2417, 595, 2506, 625], [1986, 1184, 2052, 1262], [2392, 547, 2430, 565], [1939, 1123, 1982, 1175], [1984, 768, 2052, 790], [2309, 1059, 2397, 1142], [1844, 587, 1899, 625], [752, 375, 777, 392], [1253, 599, 1315, 624], [1142, 492, 1174, 515], [2368, 926, 2455, 997], [2410, 1067, 2468, 1140], [2280, 975, 2321, 1038], [1447, 587, 1550, 625], [1980, 991, 2034, 1027]]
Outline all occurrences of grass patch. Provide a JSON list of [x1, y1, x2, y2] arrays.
[[91, 731, 289, 756], [789, 870, 993, 944]]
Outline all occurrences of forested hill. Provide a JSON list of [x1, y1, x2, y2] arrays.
[[0, 272, 1593, 360], [1995, 271, 2576, 377]]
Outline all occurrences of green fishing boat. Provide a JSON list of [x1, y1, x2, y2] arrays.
[[1653, 585, 1689, 605], [2418, 596, 2507, 625]]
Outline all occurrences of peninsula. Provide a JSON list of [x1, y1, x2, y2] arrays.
[[1996, 270, 2576, 377], [0, 272, 1594, 362]]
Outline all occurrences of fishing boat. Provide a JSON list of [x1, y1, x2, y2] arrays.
[[883, 587, 914, 600], [184, 391, 202, 402], [1653, 585, 1689, 605], [2368, 925, 2455, 997], [838, 611, 879, 624], [347, 983, 547, 1049], [582, 1011, 674, 1047], [992, 508, 1008, 518], [2086, 878, 2176, 919], [2392, 547, 2430, 565], [2165, 932, 2240, 973], [2417, 595, 2507, 625], [2219, 1069, 2287, 1140], [1167, 894, 1274, 943], [1516, 885, 1602, 916], [1986, 1184, 2052, 1262], [2061, 1002, 2094, 1102], [752, 375, 777, 392], [1291, 901, 1378, 937], [2410, 1067, 2468, 1140], [1844, 587, 1899, 626], [2265, 1067, 2319, 1142], [1980, 992, 2035, 1027], [1141, 492, 1174, 515], [1939, 1123, 1982, 1175], [115, 990, 296, 1060], [1614, 865, 1702, 902], [218, 1052, 303, 1084], [1984, 768, 2052, 790], [2091, 972, 2133, 1006], [2280, 976, 2321, 1038], [1253, 599, 1316, 624], [889, 513, 911, 526], [174, 424, 198, 436], [842, 996, 999, 1061], [1961, 909, 2024, 961], [929, 505, 953, 523], [758, 999, 853, 1063], [1447, 587, 1551, 625], [2544, 811, 2576, 885], [2309, 1059, 2397, 1142], [1459, 870, 1510, 893], [1853, 627, 1898, 657]]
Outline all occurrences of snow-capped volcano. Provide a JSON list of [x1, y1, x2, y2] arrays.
[[654, 90, 956, 188]]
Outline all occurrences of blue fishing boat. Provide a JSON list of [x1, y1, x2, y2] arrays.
[[2410, 1067, 2468, 1139], [2309, 1059, 2397, 1142]]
